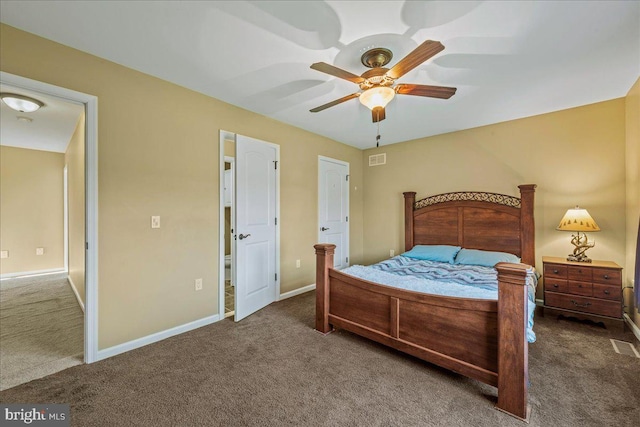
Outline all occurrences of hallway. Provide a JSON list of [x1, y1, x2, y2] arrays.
[[0, 272, 83, 390]]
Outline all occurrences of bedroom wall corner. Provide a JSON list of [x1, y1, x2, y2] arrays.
[[625, 76, 640, 328], [362, 99, 627, 302], [0, 23, 364, 349]]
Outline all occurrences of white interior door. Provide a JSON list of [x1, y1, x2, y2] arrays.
[[235, 135, 279, 321], [318, 156, 349, 270]]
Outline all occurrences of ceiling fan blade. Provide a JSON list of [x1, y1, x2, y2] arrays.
[[309, 93, 360, 112], [372, 106, 386, 123], [395, 84, 457, 99], [386, 40, 445, 80], [310, 62, 365, 84]]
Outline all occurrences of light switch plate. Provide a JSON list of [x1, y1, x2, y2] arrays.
[[36, 247, 45, 255], [0, 250, 8, 259], [151, 216, 160, 229]]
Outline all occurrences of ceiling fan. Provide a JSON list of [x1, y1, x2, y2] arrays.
[[309, 40, 457, 123]]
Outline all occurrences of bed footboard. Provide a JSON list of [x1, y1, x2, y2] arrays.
[[314, 243, 531, 421]]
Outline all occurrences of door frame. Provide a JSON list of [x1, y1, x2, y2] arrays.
[[318, 155, 350, 269], [219, 131, 281, 319], [0, 71, 99, 363]]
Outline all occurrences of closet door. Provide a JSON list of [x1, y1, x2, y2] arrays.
[[234, 135, 278, 321]]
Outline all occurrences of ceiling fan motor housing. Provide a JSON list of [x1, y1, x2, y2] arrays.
[[361, 47, 393, 68]]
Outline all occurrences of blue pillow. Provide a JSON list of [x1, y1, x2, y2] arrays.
[[454, 248, 520, 267], [402, 245, 461, 264]]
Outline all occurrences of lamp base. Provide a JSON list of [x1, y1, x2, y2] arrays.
[[566, 253, 592, 263]]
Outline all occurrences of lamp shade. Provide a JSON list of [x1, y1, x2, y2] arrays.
[[359, 86, 395, 110], [556, 206, 600, 232]]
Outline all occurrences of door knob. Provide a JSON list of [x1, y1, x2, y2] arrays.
[[320, 227, 330, 231], [238, 233, 251, 240]]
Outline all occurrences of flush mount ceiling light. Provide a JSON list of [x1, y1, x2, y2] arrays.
[[0, 93, 44, 113]]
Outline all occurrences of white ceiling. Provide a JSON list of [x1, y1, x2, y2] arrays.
[[1, 1, 638, 150], [0, 84, 84, 153]]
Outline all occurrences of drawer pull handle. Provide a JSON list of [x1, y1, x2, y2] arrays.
[[578, 284, 582, 288], [604, 289, 610, 295], [553, 269, 559, 274], [553, 284, 559, 288], [603, 275, 609, 280], [570, 300, 591, 308]]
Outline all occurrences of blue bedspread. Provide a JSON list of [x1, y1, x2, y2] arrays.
[[340, 256, 537, 343]]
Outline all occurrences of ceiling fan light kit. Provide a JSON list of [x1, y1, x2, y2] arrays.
[[359, 86, 395, 110], [309, 39, 457, 126]]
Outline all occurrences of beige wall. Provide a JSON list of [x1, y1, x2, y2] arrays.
[[362, 99, 627, 301], [625, 77, 640, 328], [65, 115, 86, 304], [0, 24, 363, 349], [0, 146, 65, 274]]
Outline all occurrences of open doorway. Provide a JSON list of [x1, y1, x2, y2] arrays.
[[0, 72, 99, 378], [0, 84, 85, 389], [223, 156, 235, 318]]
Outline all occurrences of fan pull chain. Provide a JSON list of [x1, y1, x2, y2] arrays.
[[376, 110, 381, 147]]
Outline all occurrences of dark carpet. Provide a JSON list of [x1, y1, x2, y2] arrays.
[[0, 291, 638, 426]]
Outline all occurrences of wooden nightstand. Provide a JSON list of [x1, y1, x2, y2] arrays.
[[542, 256, 624, 330]]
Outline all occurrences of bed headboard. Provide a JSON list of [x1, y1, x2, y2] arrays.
[[403, 185, 536, 266]]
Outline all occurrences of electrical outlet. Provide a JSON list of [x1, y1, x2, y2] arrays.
[[296, 259, 301, 268], [390, 249, 395, 257], [195, 278, 203, 291], [0, 250, 8, 259], [151, 216, 161, 229], [36, 247, 45, 255]]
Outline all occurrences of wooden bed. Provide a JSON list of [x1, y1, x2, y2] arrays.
[[314, 184, 536, 421]]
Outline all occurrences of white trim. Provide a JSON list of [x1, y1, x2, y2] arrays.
[[0, 72, 99, 364], [97, 314, 220, 361], [279, 283, 315, 300], [63, 165, 69, 273], [218, 131, 234, 322], [274, 143, 281, 301], [623, 314, 640, 343], [67, 275, 85, 313], [0, 268, 65, 280], [535, 298, 544, 306]]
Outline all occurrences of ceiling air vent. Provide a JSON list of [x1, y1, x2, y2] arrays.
[[369, 153, 386, 167]]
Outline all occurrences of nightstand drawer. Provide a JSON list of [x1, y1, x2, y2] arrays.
[[593, 284, 621, 301], [544, 278, 567, 292], [545, 293, 621, 318], [566, 280, 592, 296], [592, 269, 621, 285], [568, 266, 592, 281], [544, 264, 567, 279], [545, 279, 592, 296]]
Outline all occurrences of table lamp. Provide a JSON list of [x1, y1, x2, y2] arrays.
[[556, 206, 600, 263]]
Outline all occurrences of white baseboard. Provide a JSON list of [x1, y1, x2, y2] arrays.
[[279, 283, 315, 301], [0, 268, 66, 280], [67, 275, 85, 313], [535, 298, 544, 306], [96, 314, 221, 361], [623, 314, 640, 343]]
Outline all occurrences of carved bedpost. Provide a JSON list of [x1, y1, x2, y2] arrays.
[[403, 192, 416, 251], [518, 184, 536, 267], [495, 262, 531, 421], [314, 244, 335, 334]]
